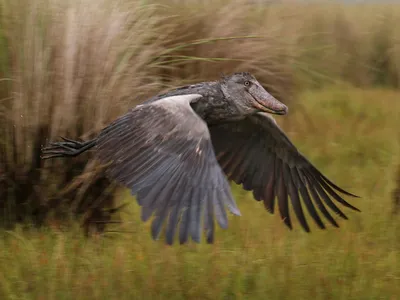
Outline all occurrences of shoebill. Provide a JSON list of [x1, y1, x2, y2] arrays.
[[42, 72, 360, 244]]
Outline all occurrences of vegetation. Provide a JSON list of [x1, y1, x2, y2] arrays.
[[1, 87, 399, 299], [0, 0, 399, 299], [1, 0, 400, 227]]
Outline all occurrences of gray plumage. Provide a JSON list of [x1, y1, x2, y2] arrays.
[[42, 72, 360, 244]]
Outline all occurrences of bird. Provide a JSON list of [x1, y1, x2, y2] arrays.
[[41, 72, 360, 245]]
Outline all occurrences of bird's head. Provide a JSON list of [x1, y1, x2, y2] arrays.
[[220, 72, 288, 115]]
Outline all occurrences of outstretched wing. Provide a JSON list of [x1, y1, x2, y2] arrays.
[[209, 112, 360, 231], [95, 94, 240, 244]]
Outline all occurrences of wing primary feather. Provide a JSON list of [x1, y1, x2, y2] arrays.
[[218, 149, 239, 174], [189, 187, 201, 243], [284, 165, 310, 232], [225, 142, 251, 183], [238, 136, 260, 191], [291, 168, 325, 229], [307, 171, 348, 220], [315, 175, 361, 212], [150, 167, 185, 240], [216, 169, 241, 216], [204, 189, 215, 243], [165, 176, 190, 245], [240, 148, 259, 191], [276, 159, 291, 229], [179, 189, 193, 244], [252, 187, 263, 202], [251, 156, 268, 201], [230, 151, 252, 184], [138, 158, 182, 222], [252, 153, 274, 202], [135, 185, 152, 206], [215, 150, 233, 166], [230, 135, 257, 186], [263, 156, 276, 213], [179, 145, 206, 244], [303, 172, 339, 227], [213, 187, 229, 229], [150, 200, 171, 241], [193, 146, 212, 241], [310, 165, 359, 198], [139, 188, 165, 222]]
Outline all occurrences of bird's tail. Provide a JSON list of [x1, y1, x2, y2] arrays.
[[41, 137, 96, 160]]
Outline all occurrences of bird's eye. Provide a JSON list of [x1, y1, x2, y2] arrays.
[[244, 81, 250, 86]]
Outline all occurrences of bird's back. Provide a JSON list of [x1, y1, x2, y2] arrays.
[[141, 81, 237, 123], [143, 81, 221, 105]]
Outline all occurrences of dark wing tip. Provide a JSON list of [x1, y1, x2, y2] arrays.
[[312, 166, 361, 198], [347, 192, 361, 198], [205, 231, 214, 244], [282, 217, 293, 230], [316, 173, 361, 212], [333, 187, 361, 199]]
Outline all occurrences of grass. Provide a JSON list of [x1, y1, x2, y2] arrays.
[[0, 86, 399, 300]]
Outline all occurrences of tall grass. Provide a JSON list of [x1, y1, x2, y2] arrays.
[[0, 0, 400, 231], [0, 0, 166, 228]]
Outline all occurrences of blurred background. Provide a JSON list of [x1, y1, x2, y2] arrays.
[[0, 0, 399, 299]]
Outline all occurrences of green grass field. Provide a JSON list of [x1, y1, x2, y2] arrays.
[[1, 86, 399, 300]]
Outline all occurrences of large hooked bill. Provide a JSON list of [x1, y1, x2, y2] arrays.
[[250, 84, 288, 115]]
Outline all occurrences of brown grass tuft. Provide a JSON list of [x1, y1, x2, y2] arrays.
[[0, 0, 171, 229]]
